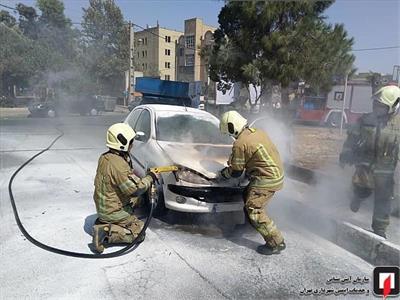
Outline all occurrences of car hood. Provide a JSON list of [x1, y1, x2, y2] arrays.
[[157, 141, 232, 178]]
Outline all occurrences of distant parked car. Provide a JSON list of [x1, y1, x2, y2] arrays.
[[28, 100, 57, 117], [124, 104, 247, 216], [28, 95, 105, 117]]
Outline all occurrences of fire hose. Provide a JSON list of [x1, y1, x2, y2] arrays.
[[7, 127, 176, 259]]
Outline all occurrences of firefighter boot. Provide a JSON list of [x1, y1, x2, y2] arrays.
[[256, 241, 286, 255], [92, 224, 110, 253], [350, 198, 362, 213]]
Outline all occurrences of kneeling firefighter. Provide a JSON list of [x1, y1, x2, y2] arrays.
[[92, 123, 158, 253], [340, 85, 400, 238], [218, 111, 286, 255]]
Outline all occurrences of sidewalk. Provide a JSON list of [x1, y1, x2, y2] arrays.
[[0, 107, 30, 118], [0, 106, 129, 119]]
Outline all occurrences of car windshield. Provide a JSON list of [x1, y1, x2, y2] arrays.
[[156, 112, 232, 144]]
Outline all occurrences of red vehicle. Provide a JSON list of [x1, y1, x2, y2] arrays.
[[297, 81, 373, 127]]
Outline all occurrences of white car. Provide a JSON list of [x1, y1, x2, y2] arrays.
[[124, 104, 246, 215]]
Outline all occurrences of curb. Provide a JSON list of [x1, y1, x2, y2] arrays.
[[336, 222, 400, 266], [284, 163, 400, 266]]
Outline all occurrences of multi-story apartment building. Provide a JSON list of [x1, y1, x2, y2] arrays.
[[176, 18, 216, 84], [134, 25, 182, 81]]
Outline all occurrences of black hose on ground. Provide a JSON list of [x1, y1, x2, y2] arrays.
[[8, 127, 154, 259]]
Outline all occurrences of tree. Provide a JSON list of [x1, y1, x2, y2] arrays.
[[208, 0, 355, 107], [0, 23, 52, 96], [35, 0, 77, 70], [1, 1, 79, 97], [16, 3, 39, 39], [0, 10, 17, 27], [81, 0, 129, 95]]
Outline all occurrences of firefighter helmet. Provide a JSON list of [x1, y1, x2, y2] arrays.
[[220, 110, 248, 138], [374, 85, 400, 114], [106, 123, 136, 152]]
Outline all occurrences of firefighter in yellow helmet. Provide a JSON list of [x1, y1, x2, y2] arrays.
[[340, 85, 400, 238], [92, 123, 157, 253], [218, 111, 285, 255]]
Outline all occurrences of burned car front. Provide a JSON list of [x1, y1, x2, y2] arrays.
[[155, 110, 247, 213]]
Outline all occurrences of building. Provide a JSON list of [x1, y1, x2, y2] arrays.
[[176, 18, 216, 86], [134, 24, 183, 81]]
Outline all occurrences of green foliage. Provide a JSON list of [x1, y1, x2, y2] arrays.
[[209, 0, 355, 105], [1, 0, 128, 98], [0, 10, 17, 27], [0, 23, 53, 95], [81, 0, 128, 95]]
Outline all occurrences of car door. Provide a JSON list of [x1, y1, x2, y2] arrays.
[[130, 109, 153, 176]]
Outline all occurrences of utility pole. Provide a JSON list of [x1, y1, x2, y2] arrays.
[[127, 21, 135, 107], [340, 72, 349, 135]]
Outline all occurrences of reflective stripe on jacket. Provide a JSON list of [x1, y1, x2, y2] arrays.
[[227, 127, 284, 190], [93, 151, 153, 222]]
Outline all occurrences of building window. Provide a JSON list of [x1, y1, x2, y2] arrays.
[[165, 75, 171, 81], [142, 51, 145, 57], [179, 48, 184, 57], [142, 63, 144, 70], [165, 62, 171, 69], [145, 63, 147, 70], [185, 35, 195, 48], [165, 49, 171, 56], [185, 54, 194, 66], [144, 37, 148, 45], [137, 52, 139, 58], [145, 50, 147, 57], [165, 36, 171, 43]]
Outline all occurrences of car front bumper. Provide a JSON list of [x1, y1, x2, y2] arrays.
[[164, 184, 245, 213]]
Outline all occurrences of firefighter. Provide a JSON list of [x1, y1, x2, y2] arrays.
[[218, 111, 286, 255], [340, 85, 400, 238], [92, 123, 157, 253]]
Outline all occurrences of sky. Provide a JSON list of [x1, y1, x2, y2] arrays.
[[3, 0, 400, 74]]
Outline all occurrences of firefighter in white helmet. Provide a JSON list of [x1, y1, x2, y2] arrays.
[[219, 111, 286, 255], [92, 123, 157, 253], [340, 85, 400, 238]]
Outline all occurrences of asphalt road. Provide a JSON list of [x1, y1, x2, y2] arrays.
[[0, 115, 375, 299]]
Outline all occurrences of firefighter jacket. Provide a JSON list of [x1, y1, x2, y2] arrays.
[[93, 151, 153, 223], [224, 127, 284, 190], [340, 112, 400, 175]]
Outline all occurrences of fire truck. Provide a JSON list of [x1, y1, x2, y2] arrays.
[[297, 67, 400, 127], [297, 80, 373, 127]]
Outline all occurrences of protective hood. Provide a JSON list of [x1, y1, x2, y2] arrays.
[[157, 141, 232, 178]]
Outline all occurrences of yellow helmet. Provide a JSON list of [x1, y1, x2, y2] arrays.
[[373, 85, 400, 114], [220, 110, 248, 138], [106, 123, 136, 152]]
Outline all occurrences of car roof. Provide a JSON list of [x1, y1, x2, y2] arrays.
[[136, 104, 212, 116]]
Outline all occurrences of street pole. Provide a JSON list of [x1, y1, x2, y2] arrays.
[[127, 21, 135, 107], [340, 72, 349, 135]]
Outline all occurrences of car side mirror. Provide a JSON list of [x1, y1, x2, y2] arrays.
[[135, 131, 146, 142]]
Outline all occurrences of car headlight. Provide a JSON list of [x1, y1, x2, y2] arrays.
[[176, 169, 210, 185]]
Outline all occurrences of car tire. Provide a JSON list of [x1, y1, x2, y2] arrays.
[[90, 108, 98, 116], [47, 109, 56, 118], [146, 181, 168, 217], [326, 112, 343, 128]]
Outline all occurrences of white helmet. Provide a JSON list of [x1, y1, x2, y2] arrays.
[[373, 85, 400, 114], [106, 123, 136, 152], [220, 110, 248, 138]]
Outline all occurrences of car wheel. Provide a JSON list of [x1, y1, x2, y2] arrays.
[[90, 108, 98, 116], [326, 112, 343, 128], [47, 109, 56, 118], [146, 181, 168, 217]]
